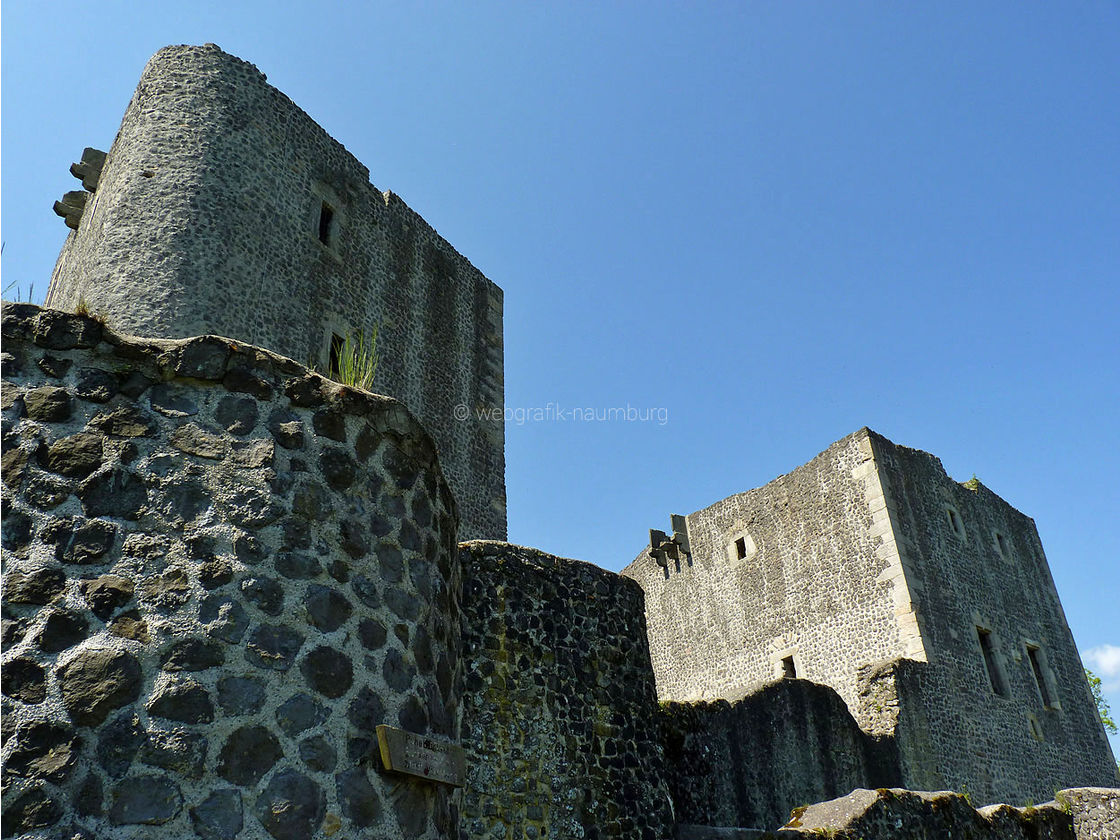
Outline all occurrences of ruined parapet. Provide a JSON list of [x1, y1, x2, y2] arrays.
[[457, 540, 676, 839], [45, 43, 506, 542], [1, 303, 462, 839], [661, 678, 900, 832], [856, 658, 942, 792], [1060, 788, 1120, 840]]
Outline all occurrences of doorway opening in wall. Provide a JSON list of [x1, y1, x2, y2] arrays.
[[781, 655, 797, 679], [318, 202, 334, 245], [977, 628, 1007, 696], [1027, 645, 1054, 708], [328, 333, 345, 379]]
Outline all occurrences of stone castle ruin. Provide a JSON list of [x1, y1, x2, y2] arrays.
[[2, 43, 1117, 840]]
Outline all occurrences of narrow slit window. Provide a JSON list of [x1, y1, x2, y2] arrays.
[[781, 655, 797, 679], [996, 532, 1009, 558], [318, 202, 334, 245], [328, 333, 345, 379], [1028, 646, 1053, 708], [977, 628, 1006, 696], [1028, 715, 1044, 741], [735, 537, 747, 560], [947, 507, 964, 537]]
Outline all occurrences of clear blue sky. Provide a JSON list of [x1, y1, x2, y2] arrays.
[[4, 3, 1118, 755]]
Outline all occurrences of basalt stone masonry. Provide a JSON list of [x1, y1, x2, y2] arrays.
[[456, 542, 675, 840], [1, 304, 461, 839], [45, 43, 505, 542]]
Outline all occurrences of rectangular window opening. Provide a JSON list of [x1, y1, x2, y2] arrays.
[[996, 532, 1009, 557], [781, 655, 797, 679], [1028, 646, 1053, 708], [328, 333, 345, 379], [318, 202, 334, 245], [977, 628, 1006, 696], [735, 537, 747, 560]]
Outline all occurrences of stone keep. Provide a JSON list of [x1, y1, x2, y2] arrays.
[[45, 44, 505, 543], [624, 427, 1119, 808]]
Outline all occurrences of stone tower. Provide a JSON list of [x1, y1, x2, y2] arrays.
[[624, 427, 1119, 805], [45, 44, 505, 541]]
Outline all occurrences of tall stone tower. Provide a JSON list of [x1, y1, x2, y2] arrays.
[[624, 428, 1118, 805], [46, 44, 506, 541]]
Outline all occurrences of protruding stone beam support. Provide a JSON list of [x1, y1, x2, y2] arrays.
[[52, 190, 88, 230], [70, 147, 107, 191]]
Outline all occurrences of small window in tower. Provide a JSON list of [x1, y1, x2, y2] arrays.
[[947, 506, 965, 538], [995, 532, 1010, 559], [1027, 645, 1054, 708], [728, 532, 757, 563], [781, 655, 797, 679], [977, 628, 1007, 696], [328, 333, 345, 379], [1027, 714, 1044, 741], [318, 201, 334, 245]]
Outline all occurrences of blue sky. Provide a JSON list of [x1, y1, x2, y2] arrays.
[[3, 3, 1118, 757]]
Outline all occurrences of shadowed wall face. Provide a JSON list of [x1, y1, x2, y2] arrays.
[[45, 43, 505, 542], [1, 304, 462, 839], [457, 541, 676, 840], [662, 679, 900, 831]]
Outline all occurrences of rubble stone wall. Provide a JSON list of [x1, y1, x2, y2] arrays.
[[457, 541, 676, 840], [1062, 787, 1120, 840], [661, 678, 900, 831], [1, 303, 462, 840]]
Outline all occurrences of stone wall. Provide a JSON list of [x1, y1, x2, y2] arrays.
[[1, 303, 462, 839], [661, 678, 899, 831], [624, 429, 918, 719], [44, 43, 505, 542], [868, 432, 1120, 802], [457, 541, 676, 840], [1062, 788, 1120, 840], [855, 657, 942, 791]]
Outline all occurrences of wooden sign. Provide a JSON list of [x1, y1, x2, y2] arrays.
[[376, 725, 467, 788]]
